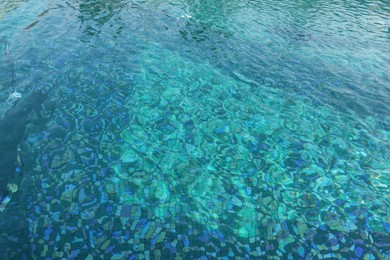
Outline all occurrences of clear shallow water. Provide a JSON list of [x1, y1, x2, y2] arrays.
[[0, 0, 389, 258]]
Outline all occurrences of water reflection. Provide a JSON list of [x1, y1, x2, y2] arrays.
[[77, 0, 128, 37], [0, 0, 31, 19], [179, 0, 238, 43], [0, 0, 389, 258]]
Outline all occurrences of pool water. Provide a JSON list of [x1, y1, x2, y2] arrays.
[[0, 0, 389, 258]]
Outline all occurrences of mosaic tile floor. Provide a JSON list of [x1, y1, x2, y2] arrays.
[[0, 0, 389, 258]]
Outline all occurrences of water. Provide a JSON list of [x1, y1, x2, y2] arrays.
[[0, 0, 389, 258]]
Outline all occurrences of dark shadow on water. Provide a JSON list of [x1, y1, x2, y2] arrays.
[[0, 88, 49, 195], [0, 88, 52, 258]]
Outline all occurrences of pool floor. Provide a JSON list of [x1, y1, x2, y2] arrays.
[[0, 0, 389, 258]]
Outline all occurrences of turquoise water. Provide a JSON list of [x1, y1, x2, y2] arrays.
[[0, 0, 389, 258]]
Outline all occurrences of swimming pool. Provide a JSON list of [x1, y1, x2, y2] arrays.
[[0, 0, 389, 258]]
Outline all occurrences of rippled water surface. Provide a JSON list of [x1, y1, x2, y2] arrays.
[[0, 0, 389, 258]]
